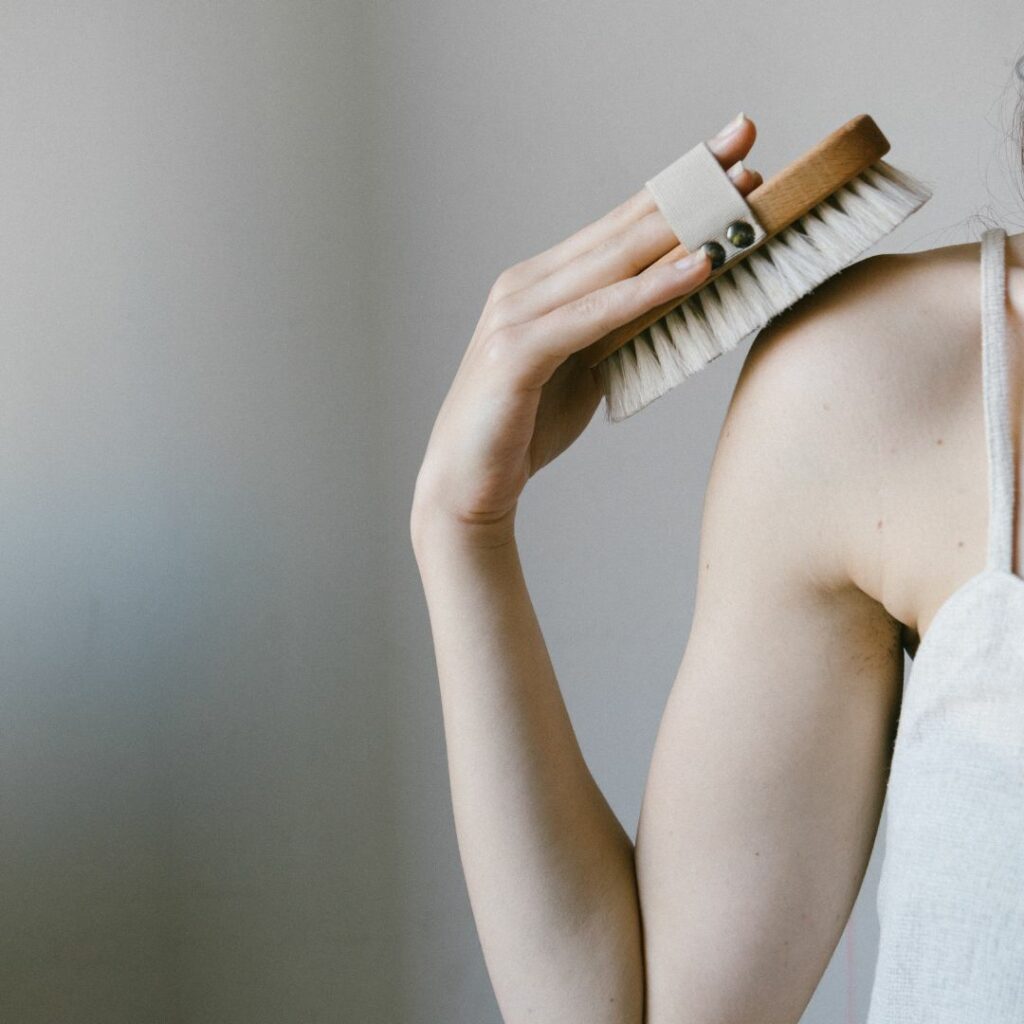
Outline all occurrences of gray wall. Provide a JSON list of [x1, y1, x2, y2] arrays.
[[0, 1, 1021, 1022]]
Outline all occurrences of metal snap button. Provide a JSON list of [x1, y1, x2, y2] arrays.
[[726, 220, 755, 247], [701, 240, 726, 269]]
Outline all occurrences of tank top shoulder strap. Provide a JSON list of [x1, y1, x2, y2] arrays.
[[980, 225, 1017, 574]]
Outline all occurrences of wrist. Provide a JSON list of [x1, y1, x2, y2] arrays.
[[410, 501, 518, 564]]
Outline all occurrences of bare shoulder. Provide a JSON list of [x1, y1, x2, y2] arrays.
[[733, 242, 980, 458], [694, 251, 928, 663], [719, 239, 989, 650]]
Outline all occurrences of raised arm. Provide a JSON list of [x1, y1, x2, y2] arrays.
[[411, 518, 643, 1022], [635, 276, 906, 1023], [411, 113, 762, 1023]]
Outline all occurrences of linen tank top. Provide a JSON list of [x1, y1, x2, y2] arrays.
[[864, 226, 1024, 1022]]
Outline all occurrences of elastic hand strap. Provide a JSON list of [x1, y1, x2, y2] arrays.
[[645, 140, 768, 267]]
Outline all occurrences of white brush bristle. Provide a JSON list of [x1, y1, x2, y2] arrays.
[[596, 158, 933, 422]]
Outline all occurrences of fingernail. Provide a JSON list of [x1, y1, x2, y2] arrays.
[[712, 111, 746, 142], [727, 159, 746, 182], [673, 249, 709, 272]]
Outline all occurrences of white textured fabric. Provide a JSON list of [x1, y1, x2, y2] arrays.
[[865, 226, 1024, 1022]]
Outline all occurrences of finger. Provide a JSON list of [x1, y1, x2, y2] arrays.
[[581, 164, 765, 368], [632, 159, 764, 272], [492, 209, 682, 329], [502, 115, 756, 294], [706, 114, 757, 166], [498, 249, 713, 387], [491, 158, 762, 330], [726, 161, 763, 193]]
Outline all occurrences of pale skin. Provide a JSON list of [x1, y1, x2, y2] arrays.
[[409, 110, 1024, 1023]]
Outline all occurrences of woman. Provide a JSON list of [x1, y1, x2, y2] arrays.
[[409, 106, 1024, 1023]]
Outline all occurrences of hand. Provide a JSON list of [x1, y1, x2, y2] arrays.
[[411, 114, 761, 548]]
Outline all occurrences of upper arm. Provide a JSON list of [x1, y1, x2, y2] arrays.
[[634, 278, 905, 1023]]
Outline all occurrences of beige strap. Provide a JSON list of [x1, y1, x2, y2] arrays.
[[645, 140, 768, 266], [980, 226, 1015, 573]]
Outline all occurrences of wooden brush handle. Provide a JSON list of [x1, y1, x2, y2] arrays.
[[581, 114, 891, 367]]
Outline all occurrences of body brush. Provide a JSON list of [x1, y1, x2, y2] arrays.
[[583, 114, 933, 421]]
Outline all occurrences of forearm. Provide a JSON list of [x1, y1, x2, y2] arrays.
[[411, 513, 643, 1024]]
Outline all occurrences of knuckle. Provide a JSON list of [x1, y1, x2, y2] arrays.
[[487, 278, 509, 304], [481, 325, 519, 363], [489, 263, 527, 302], [634, 270, 664, 306], [480, 296, 516, 335], [570, 287, 615, 322], [592, 233, 625, 263]]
